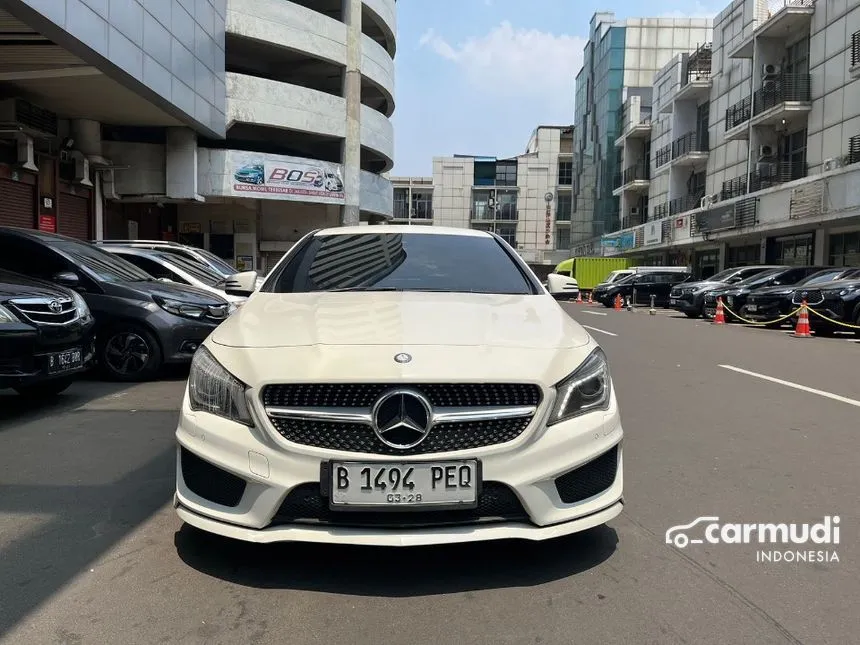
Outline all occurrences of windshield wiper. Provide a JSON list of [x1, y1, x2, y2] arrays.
[[326, 286, 402, 292]]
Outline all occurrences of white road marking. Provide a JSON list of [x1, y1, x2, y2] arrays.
[[581, 310, 608, 316], [719, 364, 860, 409], [582, 325, 618, 337]]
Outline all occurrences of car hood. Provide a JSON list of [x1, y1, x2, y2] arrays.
[[126, 279, 228, 305], [207, 292, 599, 386], [812, 279, 860, 292], [0, 269, 73, 301], [211, 291, 592, 350], [674, 280, 728, 292], [748, 285, 796, 297]]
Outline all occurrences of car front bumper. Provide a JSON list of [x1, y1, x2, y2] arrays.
[[174, 389, 624, 546]]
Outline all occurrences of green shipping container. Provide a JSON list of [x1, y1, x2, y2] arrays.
[[552, 257, 631, 290]]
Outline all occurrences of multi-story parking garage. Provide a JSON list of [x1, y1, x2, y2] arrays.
[[0, 0, 396, 274]]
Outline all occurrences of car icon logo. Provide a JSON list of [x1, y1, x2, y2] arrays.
[[394, 353, 412, 364]]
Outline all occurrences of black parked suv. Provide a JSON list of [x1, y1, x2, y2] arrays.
[[745, 268, 860, 326], [0, 228, 232, 382], [1, 269, 96, 397], [702, 266, 832, 321], [791, 274, 860, 335], [593, 270, 692, 307], [668, 265, 781, 318]]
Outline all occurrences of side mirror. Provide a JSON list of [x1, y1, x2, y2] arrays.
[[53, 271, 80, 289], [157, 277, 173, 283], [224, 270, 259, 297]]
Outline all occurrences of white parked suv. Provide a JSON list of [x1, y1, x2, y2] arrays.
[[174, 226, 624, 546]]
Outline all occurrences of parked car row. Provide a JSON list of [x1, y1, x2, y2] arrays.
[[591, 268, 693, 307], [0, 227, 260, 398], [668, 264, 860, 335]]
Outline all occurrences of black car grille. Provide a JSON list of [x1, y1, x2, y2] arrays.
[[261, 383, 542, 408], [792, 289, 824, 305], [270, 481, 529, 528], [9, 298, 76, 325], [262, 383, 543, 456], [703, 294, 718, 305], [555, 445, 620, 504], [180, 447, 247, 507]]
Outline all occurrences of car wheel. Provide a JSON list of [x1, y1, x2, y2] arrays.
[[98, 324, 163, 382], [14, 377, 74, 399]]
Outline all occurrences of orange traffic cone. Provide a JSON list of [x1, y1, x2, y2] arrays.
[[576, 291, 583, 304], [614, 293, 622, 311], [587, 291, 594, 305], [713, 297, 726, 325], [793, 300, 812, 338]]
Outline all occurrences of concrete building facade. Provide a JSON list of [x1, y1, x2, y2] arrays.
[[0, 0, 396, 274], [583, 0, 860, 279], [572, 12, 713, 242], [391, 125, 574, 274]]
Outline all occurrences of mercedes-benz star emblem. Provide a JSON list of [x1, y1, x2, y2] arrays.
[[49, 300, 63, 313], [394, 352, 412, 364], [371, 389, 433, 449]]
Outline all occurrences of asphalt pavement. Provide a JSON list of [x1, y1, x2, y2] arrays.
[[0, 308, 857, 645]]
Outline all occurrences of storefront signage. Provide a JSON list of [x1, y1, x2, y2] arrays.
[[38, 215, 56, 233], [229, 151, 345, 204], [695, 207, 736, 233], [644, 221, 662, 245]]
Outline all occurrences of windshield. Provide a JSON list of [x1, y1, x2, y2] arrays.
[[734, 268, 784, 288], [706, 267, 745, 282], [55, 240, 153, 283], [268, 232, 537, 295], [797, 269, 852, 286], [152, 252, 225, 286], [159, 246, 237, 276]]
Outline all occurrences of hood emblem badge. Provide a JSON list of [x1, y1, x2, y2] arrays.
[[394, 352, 412, 364], [48, 300, 63, 313]]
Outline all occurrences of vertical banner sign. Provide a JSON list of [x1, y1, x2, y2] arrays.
[[229, 151, 345, 204], [544, 192, 553, 245]]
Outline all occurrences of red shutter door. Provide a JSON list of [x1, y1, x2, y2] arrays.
[[0, 177, 36, 229], [58, 189, 90, 240]]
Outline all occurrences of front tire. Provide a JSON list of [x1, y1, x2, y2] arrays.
[[98, 324, 163, 382], [14, 377, 74, 399], [684, 311, 699, 319]]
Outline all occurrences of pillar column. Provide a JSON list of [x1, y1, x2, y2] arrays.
[[341, 0, 362, 226]]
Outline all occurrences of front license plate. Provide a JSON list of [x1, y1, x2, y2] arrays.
[[746, 304, 758, 312], [669, 298, 677, 305], [46, 347, 83, 374], [329, 460, 479, 509], [704, 307, 716, 317]]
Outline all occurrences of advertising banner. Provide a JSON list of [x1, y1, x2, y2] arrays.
[[229, 151, 345, 204], [644, 220, 662, 245]]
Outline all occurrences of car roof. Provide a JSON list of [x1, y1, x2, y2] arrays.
[[314, 225, 492, 238]]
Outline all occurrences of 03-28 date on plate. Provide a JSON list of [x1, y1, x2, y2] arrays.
[[329, 460, 478, 508]]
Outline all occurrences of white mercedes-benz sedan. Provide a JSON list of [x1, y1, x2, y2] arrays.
[[174, 226, 624, 546]]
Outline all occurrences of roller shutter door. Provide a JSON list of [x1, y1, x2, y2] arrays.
[[58, 189, 90, 240], [0, 177, 35, 230]]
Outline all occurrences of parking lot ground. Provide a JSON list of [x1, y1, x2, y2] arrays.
[[1, 311, 858, 645]]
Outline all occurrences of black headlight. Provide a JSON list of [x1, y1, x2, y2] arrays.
[[548, 348, 611, 426]]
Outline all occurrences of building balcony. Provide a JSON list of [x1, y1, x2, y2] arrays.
[[612, 164, 651, 196], [724, 96, 752, 141], [670, 131, 709, 167], [669, 193, 704, 216], [652, 201, 670, 221], [720, 161, 808, 200], [676, 43, 713, 103], [730, 0, 816, 59], [849, 134, 860, 166], [751, 74, 812, 126], [614, 106, 653, 147], [654, 144, 672, 172]]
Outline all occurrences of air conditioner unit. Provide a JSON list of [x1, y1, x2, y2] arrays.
[[759, 145, 775, 159], [762, 64, 781, 79], [71, 151, 93, 187]]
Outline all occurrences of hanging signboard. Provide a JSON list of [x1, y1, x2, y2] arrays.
[[229, 151, 345, 204]]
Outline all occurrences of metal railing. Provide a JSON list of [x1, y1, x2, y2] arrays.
[[617, 105, 653, 134], [655, 144, 672, 168], [622, 164, 650, 184], [753, 74, 811, 115], [671, 131, 710, 159], [853, 30, 860, 67], [684, 42, 712, 85], [720, 161, 808, 199], [652, 202, 669, 220], [670, 193, 704, 215], [849, 134, 860, 165], [765, 0, 815, 13], [726, 96, 752, 130]]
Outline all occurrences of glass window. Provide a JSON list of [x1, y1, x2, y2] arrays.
[[113, 252, 175, 281], [828, 232, 860, 267], [269, 232, 536, 295], [556, 194, 572, 221], [558, 161, 573, 185], [0, 236, 69, 281], [154, 252, 224, 286], [495, 162, 518, 186], [555, 227, 570, 250], [51, 239, 152, 283]]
